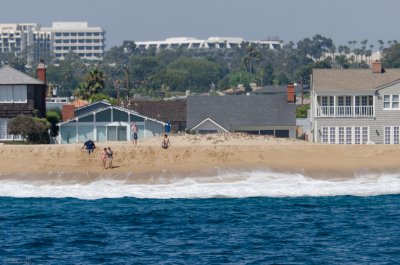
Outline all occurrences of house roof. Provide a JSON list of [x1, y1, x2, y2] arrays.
[[187, 95, 296, 131], [251, 85, 309, 95], [312, 68, 400, 93], [0, 65, 44, 85], [128, 100, 187, 122], [58, 105, 166, 126]]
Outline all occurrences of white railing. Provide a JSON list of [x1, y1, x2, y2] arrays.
[[317, 106, 374, 117]]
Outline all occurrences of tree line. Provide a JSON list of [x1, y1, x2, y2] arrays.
[[2, 35, 400, 101]]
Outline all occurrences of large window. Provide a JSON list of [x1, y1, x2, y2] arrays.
[[383, 95, 400, 110], [0, 85, 27, 103], [321, 126, 368, 144], [384, 126, 400, 144]]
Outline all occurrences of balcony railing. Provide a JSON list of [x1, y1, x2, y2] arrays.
[[317, 106, 374, 117]]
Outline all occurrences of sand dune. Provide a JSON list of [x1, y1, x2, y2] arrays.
[[0, 133, 399, 181]]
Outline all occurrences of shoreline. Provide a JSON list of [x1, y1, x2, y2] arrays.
[[1, 134, 400, 181]]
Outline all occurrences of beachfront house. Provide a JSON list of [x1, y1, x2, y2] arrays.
[[187, 91, 296, 137], [310, 61, 400, 144], [57, 101, 166, 144], [0, 64, 47, 141]]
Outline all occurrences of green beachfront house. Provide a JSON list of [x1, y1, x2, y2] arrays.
[[57, 101, 166, 144]]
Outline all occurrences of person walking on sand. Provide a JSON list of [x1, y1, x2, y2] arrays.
[[83, 139, 96, 155], [161, 134, 170, 149], [101, 148, 108, 169], [131, 122, 139, 146], [107, 147, 113, 169]]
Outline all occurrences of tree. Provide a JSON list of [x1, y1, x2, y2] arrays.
[[85, 68, 105, 95], [7, 115, 50, 144], [382, 43, 400, 68], [46, 111, 61, 137]]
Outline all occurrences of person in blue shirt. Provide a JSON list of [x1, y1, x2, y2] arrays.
[[83, 139, 96, 155]]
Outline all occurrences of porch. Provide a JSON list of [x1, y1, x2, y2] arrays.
[[315, 95, 374, 117]]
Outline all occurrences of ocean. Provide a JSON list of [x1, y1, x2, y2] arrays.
[[1, 170, 400, 264]]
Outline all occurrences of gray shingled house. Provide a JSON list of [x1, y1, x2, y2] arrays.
[[0, 65, 47, 141], [310, 61, 400, 144], [187, 94, 296, 137]]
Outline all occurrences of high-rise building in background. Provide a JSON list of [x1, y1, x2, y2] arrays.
[[0, 22, 105, 63]]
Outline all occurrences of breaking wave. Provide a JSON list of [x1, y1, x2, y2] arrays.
[[1, 169, 400, 199]]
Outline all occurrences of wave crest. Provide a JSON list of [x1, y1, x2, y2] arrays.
[[1, 169, 400, 199]]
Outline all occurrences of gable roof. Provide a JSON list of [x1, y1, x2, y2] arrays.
[[313, 68, 400, 93], [192, 117, 229, 132], [128, 100, 187, 122], [59, 105, 166, 126], [187, 95, 296, 131], [74, 100, 111, 116], [0, 65, 44, 85]]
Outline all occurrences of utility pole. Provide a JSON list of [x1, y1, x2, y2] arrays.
[[114, 80, 120, 106], [123, 65, 130, 106]]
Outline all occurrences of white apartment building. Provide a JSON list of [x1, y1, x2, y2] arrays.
[[0, 22, 105, 62], [135, 37, 282, 50], [42, 22, 105, 60]]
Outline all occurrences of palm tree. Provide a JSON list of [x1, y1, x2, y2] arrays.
[[85, 68, 106, 96], [73, 83, 90, 100], [378, 40, 384, 51]]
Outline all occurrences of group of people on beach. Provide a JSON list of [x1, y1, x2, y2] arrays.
[[131, 122, 170, 149], [82, 122, 170, 169], [101, 147, 113, 169]]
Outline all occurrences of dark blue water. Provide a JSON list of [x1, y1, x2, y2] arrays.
[[1, 195, 400, 264]]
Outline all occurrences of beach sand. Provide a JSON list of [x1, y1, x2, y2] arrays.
[[0, 133, 399, 182]]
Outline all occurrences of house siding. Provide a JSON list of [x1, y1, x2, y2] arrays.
[[374, 84, 400, 144], [313, 83, 400, 144]]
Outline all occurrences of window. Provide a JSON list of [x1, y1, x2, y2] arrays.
[[383, 95, 400, 110], [384, 126, 400, 144], [385, 127, 391, 144], [329, 127, 336, 144], [355, 127, 361, 144], [322, 127, 328, 143], [0, 85, 27, 103], [362, 127, 368, 144], [339, 127, 344, 144], [394, 127, 399, 144], [384, 95, 390, 109], [346, 127, 352, 144], [393, 95, 399, 109]]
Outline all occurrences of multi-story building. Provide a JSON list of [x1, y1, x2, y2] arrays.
[[135, 36, 282, 50], [42, 22, 105, 60], [310, 61, 400, 144], [0, 22, 105, 62]]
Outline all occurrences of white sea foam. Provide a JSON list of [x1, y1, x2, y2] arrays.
[[1, 170, 400, 199]]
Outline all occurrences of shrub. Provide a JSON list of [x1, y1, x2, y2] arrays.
[[7, 115, 50, 144]]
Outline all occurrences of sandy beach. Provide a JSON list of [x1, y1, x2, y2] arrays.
[[0, 133, 399, 181]]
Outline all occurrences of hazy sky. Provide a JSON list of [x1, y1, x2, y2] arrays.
[[1, 0, 399, 50]]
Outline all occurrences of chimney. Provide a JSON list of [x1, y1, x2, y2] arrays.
[[62, 104, 75, 121], [287, 83, 296, 103], [37, 63, 46, 84], [372, 60, 382, 74]]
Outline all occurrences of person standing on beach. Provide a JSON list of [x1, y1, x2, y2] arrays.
[[161, 134, 170, 149], [101, 148, 108, 169], [131, 123, 139, 146], [107, 147, 113, 169]]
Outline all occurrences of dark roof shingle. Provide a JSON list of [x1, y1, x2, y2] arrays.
[[128, 100, 187, 122], [187, 95, 296, 130]]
